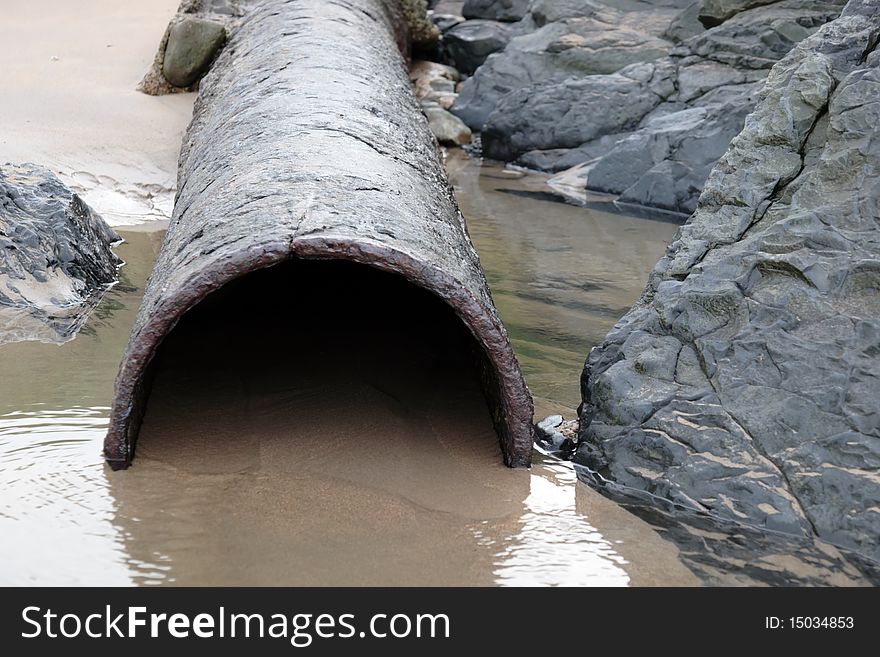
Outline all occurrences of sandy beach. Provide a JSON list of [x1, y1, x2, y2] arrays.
[[0, 0, 194, 226]]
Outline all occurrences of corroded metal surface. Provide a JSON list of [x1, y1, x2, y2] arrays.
[[105, 0, 533, 469]]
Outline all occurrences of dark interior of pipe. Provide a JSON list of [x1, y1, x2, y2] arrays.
[[133, 259, 501, 465]]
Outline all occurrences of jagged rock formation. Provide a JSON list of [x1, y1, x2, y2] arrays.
[[451, 0, 848, 215], [576, 1, 880, 561], [0, 163, 120, 345]]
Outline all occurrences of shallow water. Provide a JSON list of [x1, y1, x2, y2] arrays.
[[0, 158, 701, 586], [445, 151, 680, 417]]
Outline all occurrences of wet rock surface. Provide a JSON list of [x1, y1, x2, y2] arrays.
[[452, 0, 849, 215], [0, 163, 119, 345], [576, 2, 880, 562], [576, 461, 880, 585]]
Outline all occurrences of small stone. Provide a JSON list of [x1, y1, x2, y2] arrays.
[[162, 17, 227, 88], [432, 13, 465, 33], [537, 414, 564, 433], [424, 106, 472, 145], [444, 20, 512, 74]]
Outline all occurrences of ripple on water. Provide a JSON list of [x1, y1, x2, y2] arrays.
[[0, 406, 168, 585]]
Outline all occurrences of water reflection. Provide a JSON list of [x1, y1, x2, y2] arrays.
[[446, 150, 679, 415], [484, 461, 631, 586], [0, 406, 135, 585]]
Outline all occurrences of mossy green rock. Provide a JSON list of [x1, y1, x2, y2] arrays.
[[162, 17, 227, 88]]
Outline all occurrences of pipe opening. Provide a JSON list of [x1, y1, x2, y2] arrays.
[[132, 259, 504, 467]]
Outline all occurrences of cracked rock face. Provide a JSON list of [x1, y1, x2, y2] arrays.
[[577, 2, 880, 561], [0, 163, 120, 345]]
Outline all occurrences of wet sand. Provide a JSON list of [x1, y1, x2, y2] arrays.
[[0, 0, 193, 225]]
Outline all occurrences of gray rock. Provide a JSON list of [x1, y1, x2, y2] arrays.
[[537, 415, 564, 432], [697, 0, 778, 26], [451, 13, 673, 130], [454, 0, 847, 213], [483, 60, 677, 160], [424, 106, 473, 144], [534, 1, 847, 213], [444, 19, 512, 73], [529, 0, 608, 25], [162, 17, 227, 88], [0, 163, 120, 345], [663, 1, 706, 42], [432, 13, 466, 32], [518, 133, 633, 172], [588, 82, 762, 213], [139, 0, 244, 95], [576, 3, 880, 561], [535, 415, 580, 453], [462, 0, 530, 21], [683, 0, 847, 70]]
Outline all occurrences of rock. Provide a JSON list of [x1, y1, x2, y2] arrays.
[[424, 106, 473, 144], [588, 82, 762, 213], [411, 60, 461, 86], [683, 0, 846, 69], [452, 14, 673, 130], [432, 13, 466, 32], [162, 17, 227, 88], [411, 60, 462, 101], [697, 0, 778, 26], [663, 1, 706, 42], [529, 0, 607, 25], [401, 0, 442, 47], [482, 60, 677, 160], [519, 133, 634, 173], [0, 163, 119, 345], [535, 415, 580, 454], [506, 0, 848, 214], [576, 2, 880, 561], [139, 0, 244, 95], [462, 0, 531, 21], [443, 19, 512, 73], [410, 61, 470, 139]]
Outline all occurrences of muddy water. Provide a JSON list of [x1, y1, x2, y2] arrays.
[[0, 160, 698, 586]]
